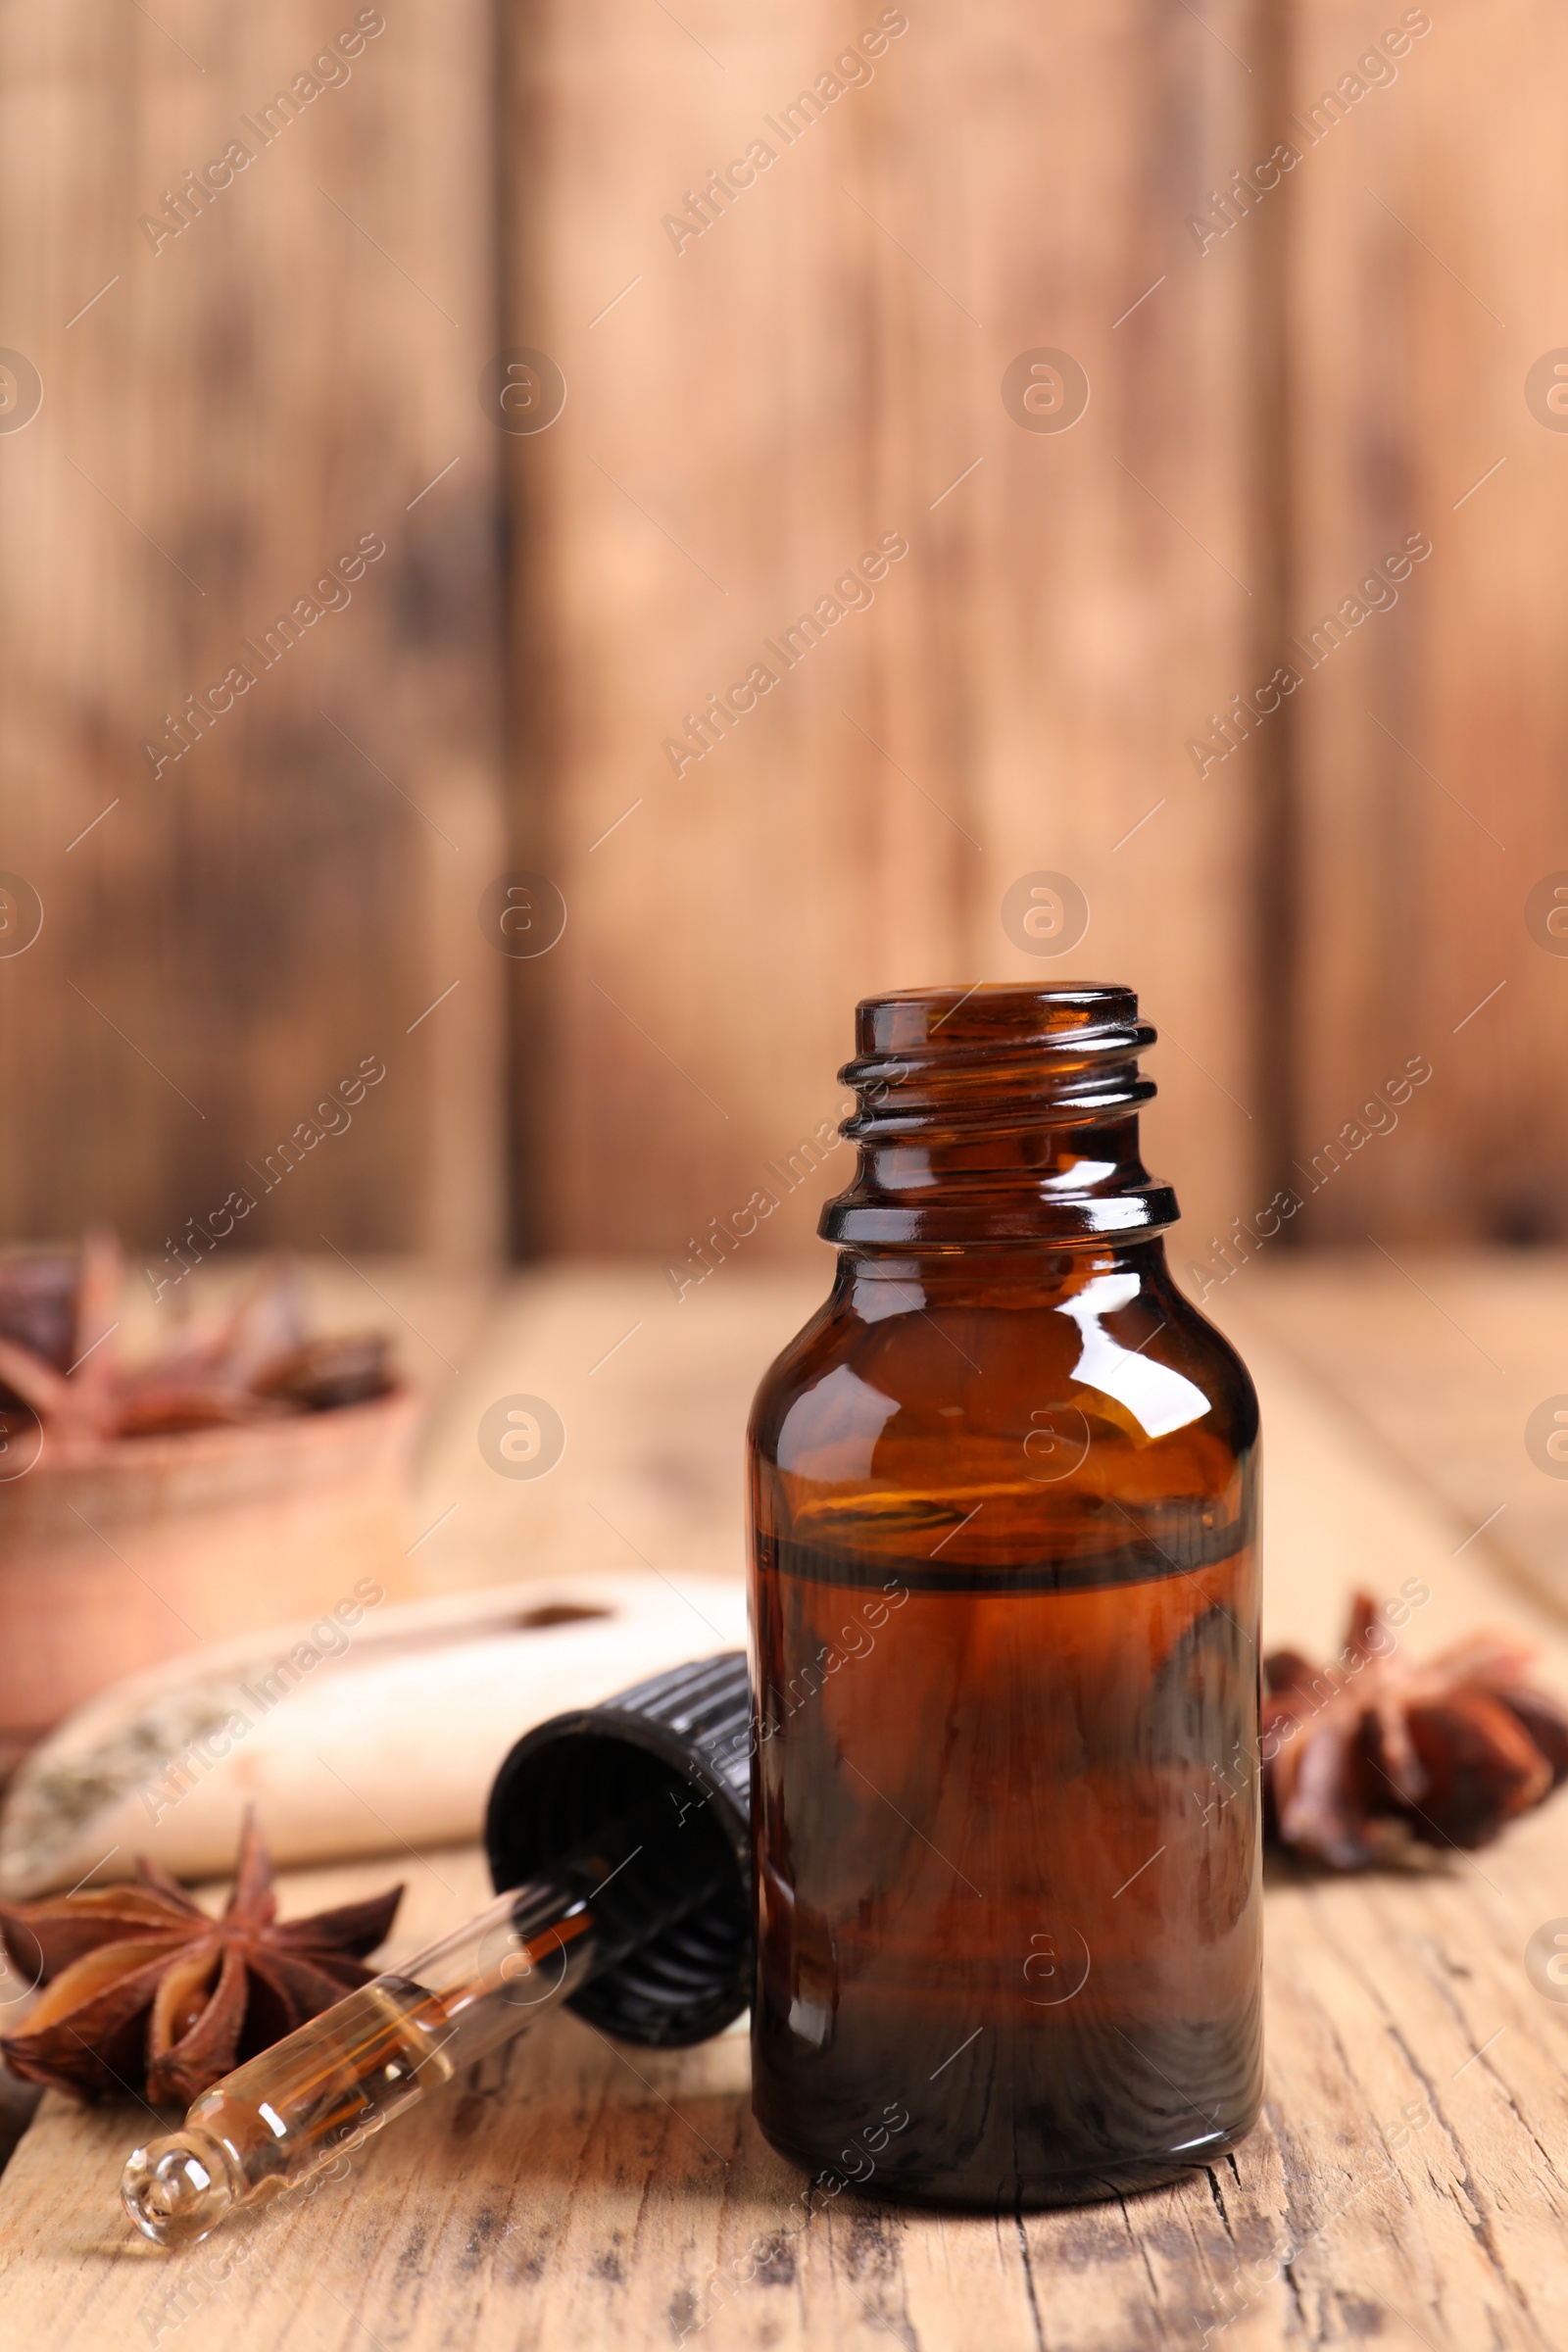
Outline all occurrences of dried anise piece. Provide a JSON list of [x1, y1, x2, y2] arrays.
[[0, 1808, 401, 2106], [0, 1250, 78, 1385], [254, 1333, 394, 1412], [1263, 1592, 1568, 1869], [0, 1236, 394, 1446]]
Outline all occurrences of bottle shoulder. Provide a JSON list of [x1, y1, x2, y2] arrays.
[[749, 1259, 1258, 1487]]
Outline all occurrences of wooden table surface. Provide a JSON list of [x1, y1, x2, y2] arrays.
[[2, 1251, 1567, 2352]]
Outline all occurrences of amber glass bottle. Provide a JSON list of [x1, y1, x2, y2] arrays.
[[747, 983, 1262, 2208]]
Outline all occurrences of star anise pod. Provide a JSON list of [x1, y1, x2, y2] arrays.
[[0, 1236, 394, 1446], [1263, 1592, 1568, 1869], [0, 1808, 401, 2106], [253, 1333, 394, 1412]]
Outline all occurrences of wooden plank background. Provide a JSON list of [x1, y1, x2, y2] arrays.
[[503, 0, 1263, 1262], [1265, 0, 1568, 1245], [0, 0, 506, 1265], [0, 0, 1563, 1263]]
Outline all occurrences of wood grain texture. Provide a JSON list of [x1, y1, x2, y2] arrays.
[[1271, 0, 1568, 1243], [405, 1259, 823, 1591], [2, 0, 1557, 1272], [4, 1260, 1568, 2348], [0, 0, 507, 1261], [1213, 1248, 1568, 1631], [503, 0, 1265, 1263]]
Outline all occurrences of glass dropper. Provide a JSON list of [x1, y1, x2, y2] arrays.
[[121, 1795, 724, 2248]]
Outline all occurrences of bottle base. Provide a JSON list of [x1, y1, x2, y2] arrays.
[[755, 2110, 1260, 2213]]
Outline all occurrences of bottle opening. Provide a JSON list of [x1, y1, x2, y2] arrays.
[[823, 981, 1179, 1249], [855, 980, 1145, 1059]]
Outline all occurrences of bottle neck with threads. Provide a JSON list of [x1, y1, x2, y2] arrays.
[[819, 982, 1179, 1279]]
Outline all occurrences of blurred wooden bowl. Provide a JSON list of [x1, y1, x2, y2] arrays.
[[0, 1385, 422, 1760]]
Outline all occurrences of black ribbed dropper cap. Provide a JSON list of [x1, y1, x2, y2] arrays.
[[483, 1650, 753, 2048]]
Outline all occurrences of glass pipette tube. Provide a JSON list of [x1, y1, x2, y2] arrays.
[[121, 1799, 710, 2249]]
